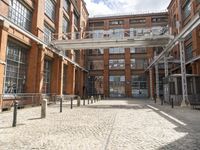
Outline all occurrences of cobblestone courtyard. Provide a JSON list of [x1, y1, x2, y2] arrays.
[[0, 99, 200, 150]]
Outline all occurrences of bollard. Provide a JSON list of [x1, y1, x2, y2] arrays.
[[88, 97, 90, 104], [71, 98, 73, 109], [60, 97, 63, 113], [171, 98, 174, 108], [12, 100, 18, 127], [98, 95, 101, 101], [77, 96, 81, 107], [161, 99, 163, 106], [91, 96, 94, 104], [41, 99, 47, 118], [83, 97, 85, 106]]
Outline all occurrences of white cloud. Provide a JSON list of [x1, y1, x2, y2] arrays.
[[84, 0, 171, 17]]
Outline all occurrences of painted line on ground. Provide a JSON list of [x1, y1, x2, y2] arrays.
[[160, 111, 187, 126], [147, 105, 159, 111], [147, 105, 187, 126]]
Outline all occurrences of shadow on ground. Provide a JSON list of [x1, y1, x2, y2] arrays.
[[146, 102, 200, 149]]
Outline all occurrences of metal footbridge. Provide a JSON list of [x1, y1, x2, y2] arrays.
[[51, 27, 173, 50], [50, 11, 200, 107]]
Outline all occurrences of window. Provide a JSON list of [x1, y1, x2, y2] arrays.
[[131, 75, 148, 97], [88, 76, 104, 96], [185, 44, 193, 61], [74, 50, 80, 63], [4, 41, 28, 94], [45, 0, 56, 21], [62, 65, 68, 94], [109, 76, 125, 97], [74, 13, 79, 27], [109, 48, 124, 54], [130, 28, 151, 37], [63, 16, 69, 33], [89, 22, 104, 27], [131, 59, 148, 69], [42, 59, 52, 93], [9, 0, 32, 31], [88, 49, 104, 55], [183, 0, 191, 19], [92, 30, 104, 39], [152, 17, 168, 23], [109, 29, 124, 38], [130, 48, 147, 53], [130, 18, 146, 24], [109, 59, 125, 69], [63, 0, 70, 13], [44, 23, 55, 43], [109, 20, 124, 25], [88, 60, 104, 70]]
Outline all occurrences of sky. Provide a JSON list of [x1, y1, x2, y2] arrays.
[[84, 0, 171, 17]]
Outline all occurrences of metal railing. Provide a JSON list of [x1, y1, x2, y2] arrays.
[[52, 26, 169, 42], [0, 93, 56, 110]]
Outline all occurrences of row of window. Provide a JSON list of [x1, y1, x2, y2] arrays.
[[90, 16, 168, 27], [88, 48, 147, 55], [88, 59, 148, 70], [4, 41, 53, 94], [8, 0, 77, 43]]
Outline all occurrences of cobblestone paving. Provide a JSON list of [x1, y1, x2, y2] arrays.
[[0, 99, 200, 150]]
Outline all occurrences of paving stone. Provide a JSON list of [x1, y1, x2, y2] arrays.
[[0, 99, 200, 150]]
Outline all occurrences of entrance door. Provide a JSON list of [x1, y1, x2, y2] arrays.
[[109, 76, 125, 97], [131, 75, 148, 98]]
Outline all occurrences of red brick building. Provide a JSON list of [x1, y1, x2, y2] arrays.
[[1, 0, 200, 111], [168, 0, 200, 74], [0, 0, 88, 111], [87, 12, 168, 98]]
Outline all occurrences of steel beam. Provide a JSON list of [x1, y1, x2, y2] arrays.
[[179, 41, 189, 107], [149, 68, 154, 100], [155, 63, 161, 102], [147, 11, 200, 70], [51, 36, 171, 50]]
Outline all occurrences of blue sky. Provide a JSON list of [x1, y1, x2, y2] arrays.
[[84, 0, 171, 17]]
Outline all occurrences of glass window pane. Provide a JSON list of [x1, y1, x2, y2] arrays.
[[8, 0, 32, 31], [4, 41, 28, 94]]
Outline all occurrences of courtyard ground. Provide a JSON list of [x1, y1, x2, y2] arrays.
[[0, 99, 200, 150]]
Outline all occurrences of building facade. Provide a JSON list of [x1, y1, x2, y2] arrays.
[[0, 0, 88, 111], [87, 12, 168, 98], [168, 0, 200, 74], [0, 0, 200, 110]]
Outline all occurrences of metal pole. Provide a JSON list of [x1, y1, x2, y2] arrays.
[[149, 68, 154, 100], [71, 98, 73, 109], [179, 40, 189, 107], [60, 98, 62, 113], [83, 97, 85, 105], [171, 98, 174, 108], [164, 55, 169, 105], [12, 100, 18, 127], [88, 96, 89, 104]]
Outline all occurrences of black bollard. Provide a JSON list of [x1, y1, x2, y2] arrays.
[[171, 98, 174, 108], [12, 101, 18, 127], [161, 99, 163, 106], [88, 97, 89, 104], [83, 97, 85, 106], [71, 98, 73, 109], [60, 98, 63, 113]]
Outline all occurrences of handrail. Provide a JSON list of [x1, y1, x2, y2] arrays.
[[52, 26, 170, 41]]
